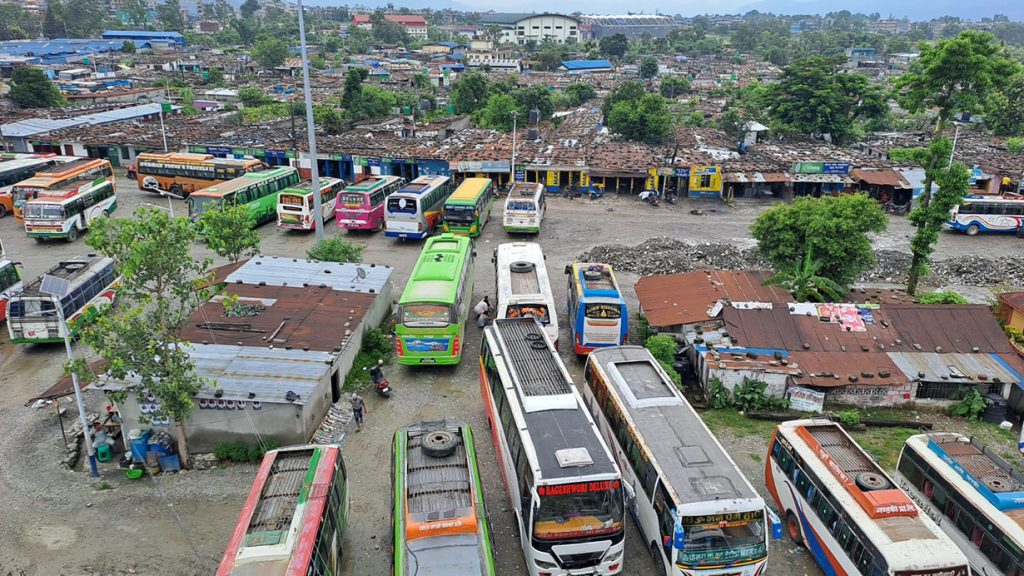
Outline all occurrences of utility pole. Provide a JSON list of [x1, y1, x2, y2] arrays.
[[296, 0, 324, 241], [509, 110, 519, 188]]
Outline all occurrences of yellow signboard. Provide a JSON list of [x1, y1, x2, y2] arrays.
[[579, 171, 590, 188], [645, 168, 659, 191], [546, 170, 557, 187], [689, 165, 722, 193]]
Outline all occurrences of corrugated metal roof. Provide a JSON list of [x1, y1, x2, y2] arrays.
[[1, 103, 179, 138], [635, 270, 791, 328], [850, 168, 911, 188], [94, 344, 334, 404], [884, 304, 1014, 355], [102, 30, 185, 40], [180, 284, 372, 352], [224, 255, 392, 294], [1000, 292, 1024, 313], [789, 351, 903, 388], [561, 59, 614, 70], [888, 352, 1023, 385]]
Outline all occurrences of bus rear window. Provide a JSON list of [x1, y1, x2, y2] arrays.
[[339, 193, 367, 206], [387, 196, 417, 213], [23, 203, 63, 220], [506, 304, 549, 325], [401, 304, 451, 326], [506, 200, 536, 211], [585, 303, 621, 320], [280, 194, 305, 207], [534, 481, 624, 541]]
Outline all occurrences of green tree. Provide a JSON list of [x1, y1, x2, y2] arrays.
[[196, 203, 261, 263], [659, 76, 690, 99], [82, 208, 212, 469], [238, 86, 272, 107], [205, 67, 225, 86], [317, 108, 345, 134], [120, 0, 148, 28], [535, 45, 567, 71], [473, 93, 524, 132], [892, 31, 1021, 293], [307, 237, 364, 263], [607, 93, 672, 143], [601, 80, 645, 123], [156, 0, 184, 32], [639, 55, 658, 80], [564, 83, 596, 106], [750, 194, 887, 288], [370, 12, 407, 44], [0, 2, 38, 40], [988, 75, 1024, 136], [346, 26, 372, 53], [765, 55, 886, 145], [10, 67, 63, 108], [451, 72, 490, 114], [252, 36, 288, 69], [513, 85, 553, 122], [231, 17, 258, 44], [763, 247, 846, 302], [599, 33, 628, 58], [121, 39, 136, 54], [45, 0, 108, 38], [240, 0, 260, 19]]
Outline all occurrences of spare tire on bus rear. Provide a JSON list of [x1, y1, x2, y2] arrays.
[[854, 471, 891, 491], [510, 261, 534, 273], [422, 429, 458, 458]]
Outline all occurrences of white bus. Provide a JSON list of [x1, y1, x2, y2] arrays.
[[584, 346, 777, 576], [504, 182, 546, 234], [0, 259, 22, 323], [8, 255, 119, 344], [385, 176, 453, 240], [767, 419, 971, 576], [23, 181, 116, 242], [481, 318, 625, 576], [896, 433, 1024, 576], [494, 242, 559, 346], [276, 177, 345, 231], [949, 196, 1024, 236]]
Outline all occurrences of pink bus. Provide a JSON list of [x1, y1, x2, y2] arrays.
[[334, 175, 404, 231]]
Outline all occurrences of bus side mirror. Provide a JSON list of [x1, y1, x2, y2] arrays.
[[767, 507, 783, 540], [564, 265, 571, 275]]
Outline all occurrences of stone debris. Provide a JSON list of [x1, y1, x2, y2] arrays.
[[189, 453, 218, 471], [580, 237, 1024, 287], [312, 403, 351, 445]]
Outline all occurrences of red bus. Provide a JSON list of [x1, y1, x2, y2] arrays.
[[217, 444, 349, 575], [334, 175, 404, 231]]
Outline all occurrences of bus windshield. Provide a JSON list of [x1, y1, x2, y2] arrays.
[[505, 304, 549, 325], [401, 304, 451, 326], [189, 195, 223, 216], [388, 196, 418, 213], [23, 203, 63, 220], [678, 512, 766, 566], [534, 481, 624, 541], [445, 205, 476, 223], [585, 303, 621, 320], [11, 187, 38, 205]]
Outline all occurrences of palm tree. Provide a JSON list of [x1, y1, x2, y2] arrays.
[[763, 247, 846, 302]]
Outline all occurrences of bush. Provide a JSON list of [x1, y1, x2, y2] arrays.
[[950, 387, 987, 421], [837, 409, 861, 427], [344, 327, 393, 391], [709, 377, 789, 412], [708, 378, 731, 409], [307, 237, 364, 263], [213, 438, 279, 463], [644, 334, 680, 385], [635, 313, 652, 343], [1008, 138, 1024, 154], [917, 290, 968, 304]]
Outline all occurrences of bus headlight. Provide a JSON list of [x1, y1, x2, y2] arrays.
[[603, 549, 623, 563], [535, 559, 558, 569]]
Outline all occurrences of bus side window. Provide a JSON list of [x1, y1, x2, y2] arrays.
[[653, 480, 674, 549]]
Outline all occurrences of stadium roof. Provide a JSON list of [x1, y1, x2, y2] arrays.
[[102, 30, 185, 40], [581, 14, 676, 25]]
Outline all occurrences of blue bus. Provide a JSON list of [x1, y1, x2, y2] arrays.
[[385, 176, 453, 240], [564, 262, 628, 355]]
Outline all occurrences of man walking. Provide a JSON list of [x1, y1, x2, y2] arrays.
[[350, 392, 367, 432]]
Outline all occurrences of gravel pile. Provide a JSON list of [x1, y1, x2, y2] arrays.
[[580, 237, 1024, 287]]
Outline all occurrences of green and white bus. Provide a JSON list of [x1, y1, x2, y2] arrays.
[[443, 178, 494, 238], [392, 421, 496, 576], [395, 233, 475, 365], [187, 166, 301, 226]]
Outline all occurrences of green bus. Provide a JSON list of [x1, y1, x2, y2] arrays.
[[187, 166, 301, 226], [395, 233, 474, 365], [442, 178, 494, 238], [392, 421, 495, 576]]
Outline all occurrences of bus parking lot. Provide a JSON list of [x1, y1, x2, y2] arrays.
[[0, 177, 1020, 575]]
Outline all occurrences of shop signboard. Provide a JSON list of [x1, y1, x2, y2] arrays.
[[787, 387, 826, 413], [791, 162, 850, 175]]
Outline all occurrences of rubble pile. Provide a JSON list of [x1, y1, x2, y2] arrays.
[[580, 238, 1024, 287], [311, 403, 351, 445]]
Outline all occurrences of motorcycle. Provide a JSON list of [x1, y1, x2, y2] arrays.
[[590, 185, 605, 200], [640, 191, 660, 207], [364, 360, 391, 398]]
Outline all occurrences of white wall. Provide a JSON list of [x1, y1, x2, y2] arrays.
[[511, 15, 580, 45]]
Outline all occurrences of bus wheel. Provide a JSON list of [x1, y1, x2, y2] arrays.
[[649, 542, 662, 566], [786, 512, 804, 546], [170, 184, 184, 198], [66, 227, 79, 242], [0, 205, 7, 218], [966, 223, 980, 236]]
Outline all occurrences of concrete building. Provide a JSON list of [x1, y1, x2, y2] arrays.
[[351, 14, 429, 40], [478, 13, 582, 45], [580, 14, 677, 39], [96, 256, 394, 452]]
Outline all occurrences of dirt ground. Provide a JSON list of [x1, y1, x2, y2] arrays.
[[0, 176, 1019, 576]]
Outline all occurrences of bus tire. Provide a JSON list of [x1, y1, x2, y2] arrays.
[[786, 512, 804, 546], [854, 471, 891, 491], [170, 184, 185, 199], [66, 227, 79, 242], [965, 223, 980, 236], [510, 261, 534, 273], [0, 205, 7, 218], [649, 542, 662, 567], [422, 429, 458, 458]]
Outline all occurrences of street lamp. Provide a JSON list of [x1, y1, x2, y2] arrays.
[[295, 0, 324, 241], [40, 275, 99, 477], [510, 110, 519, 188]]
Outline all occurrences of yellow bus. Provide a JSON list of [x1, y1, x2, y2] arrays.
[[135, 152, 265, 198], [11, 158, 114, 222]]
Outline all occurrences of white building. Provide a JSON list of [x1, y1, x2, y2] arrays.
[[478, 13, 583, 45]]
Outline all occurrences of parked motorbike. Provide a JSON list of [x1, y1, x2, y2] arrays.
[[640, 191, 660, 207], [365, 360, 391, 398], [590, 185, 605, 200]]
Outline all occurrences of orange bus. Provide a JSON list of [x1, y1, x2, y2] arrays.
[[135, 152, 264, 198], [11, 158, 114, 222]]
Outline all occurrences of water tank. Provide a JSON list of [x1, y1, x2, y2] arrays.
[[529, 108, 540, 124]]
